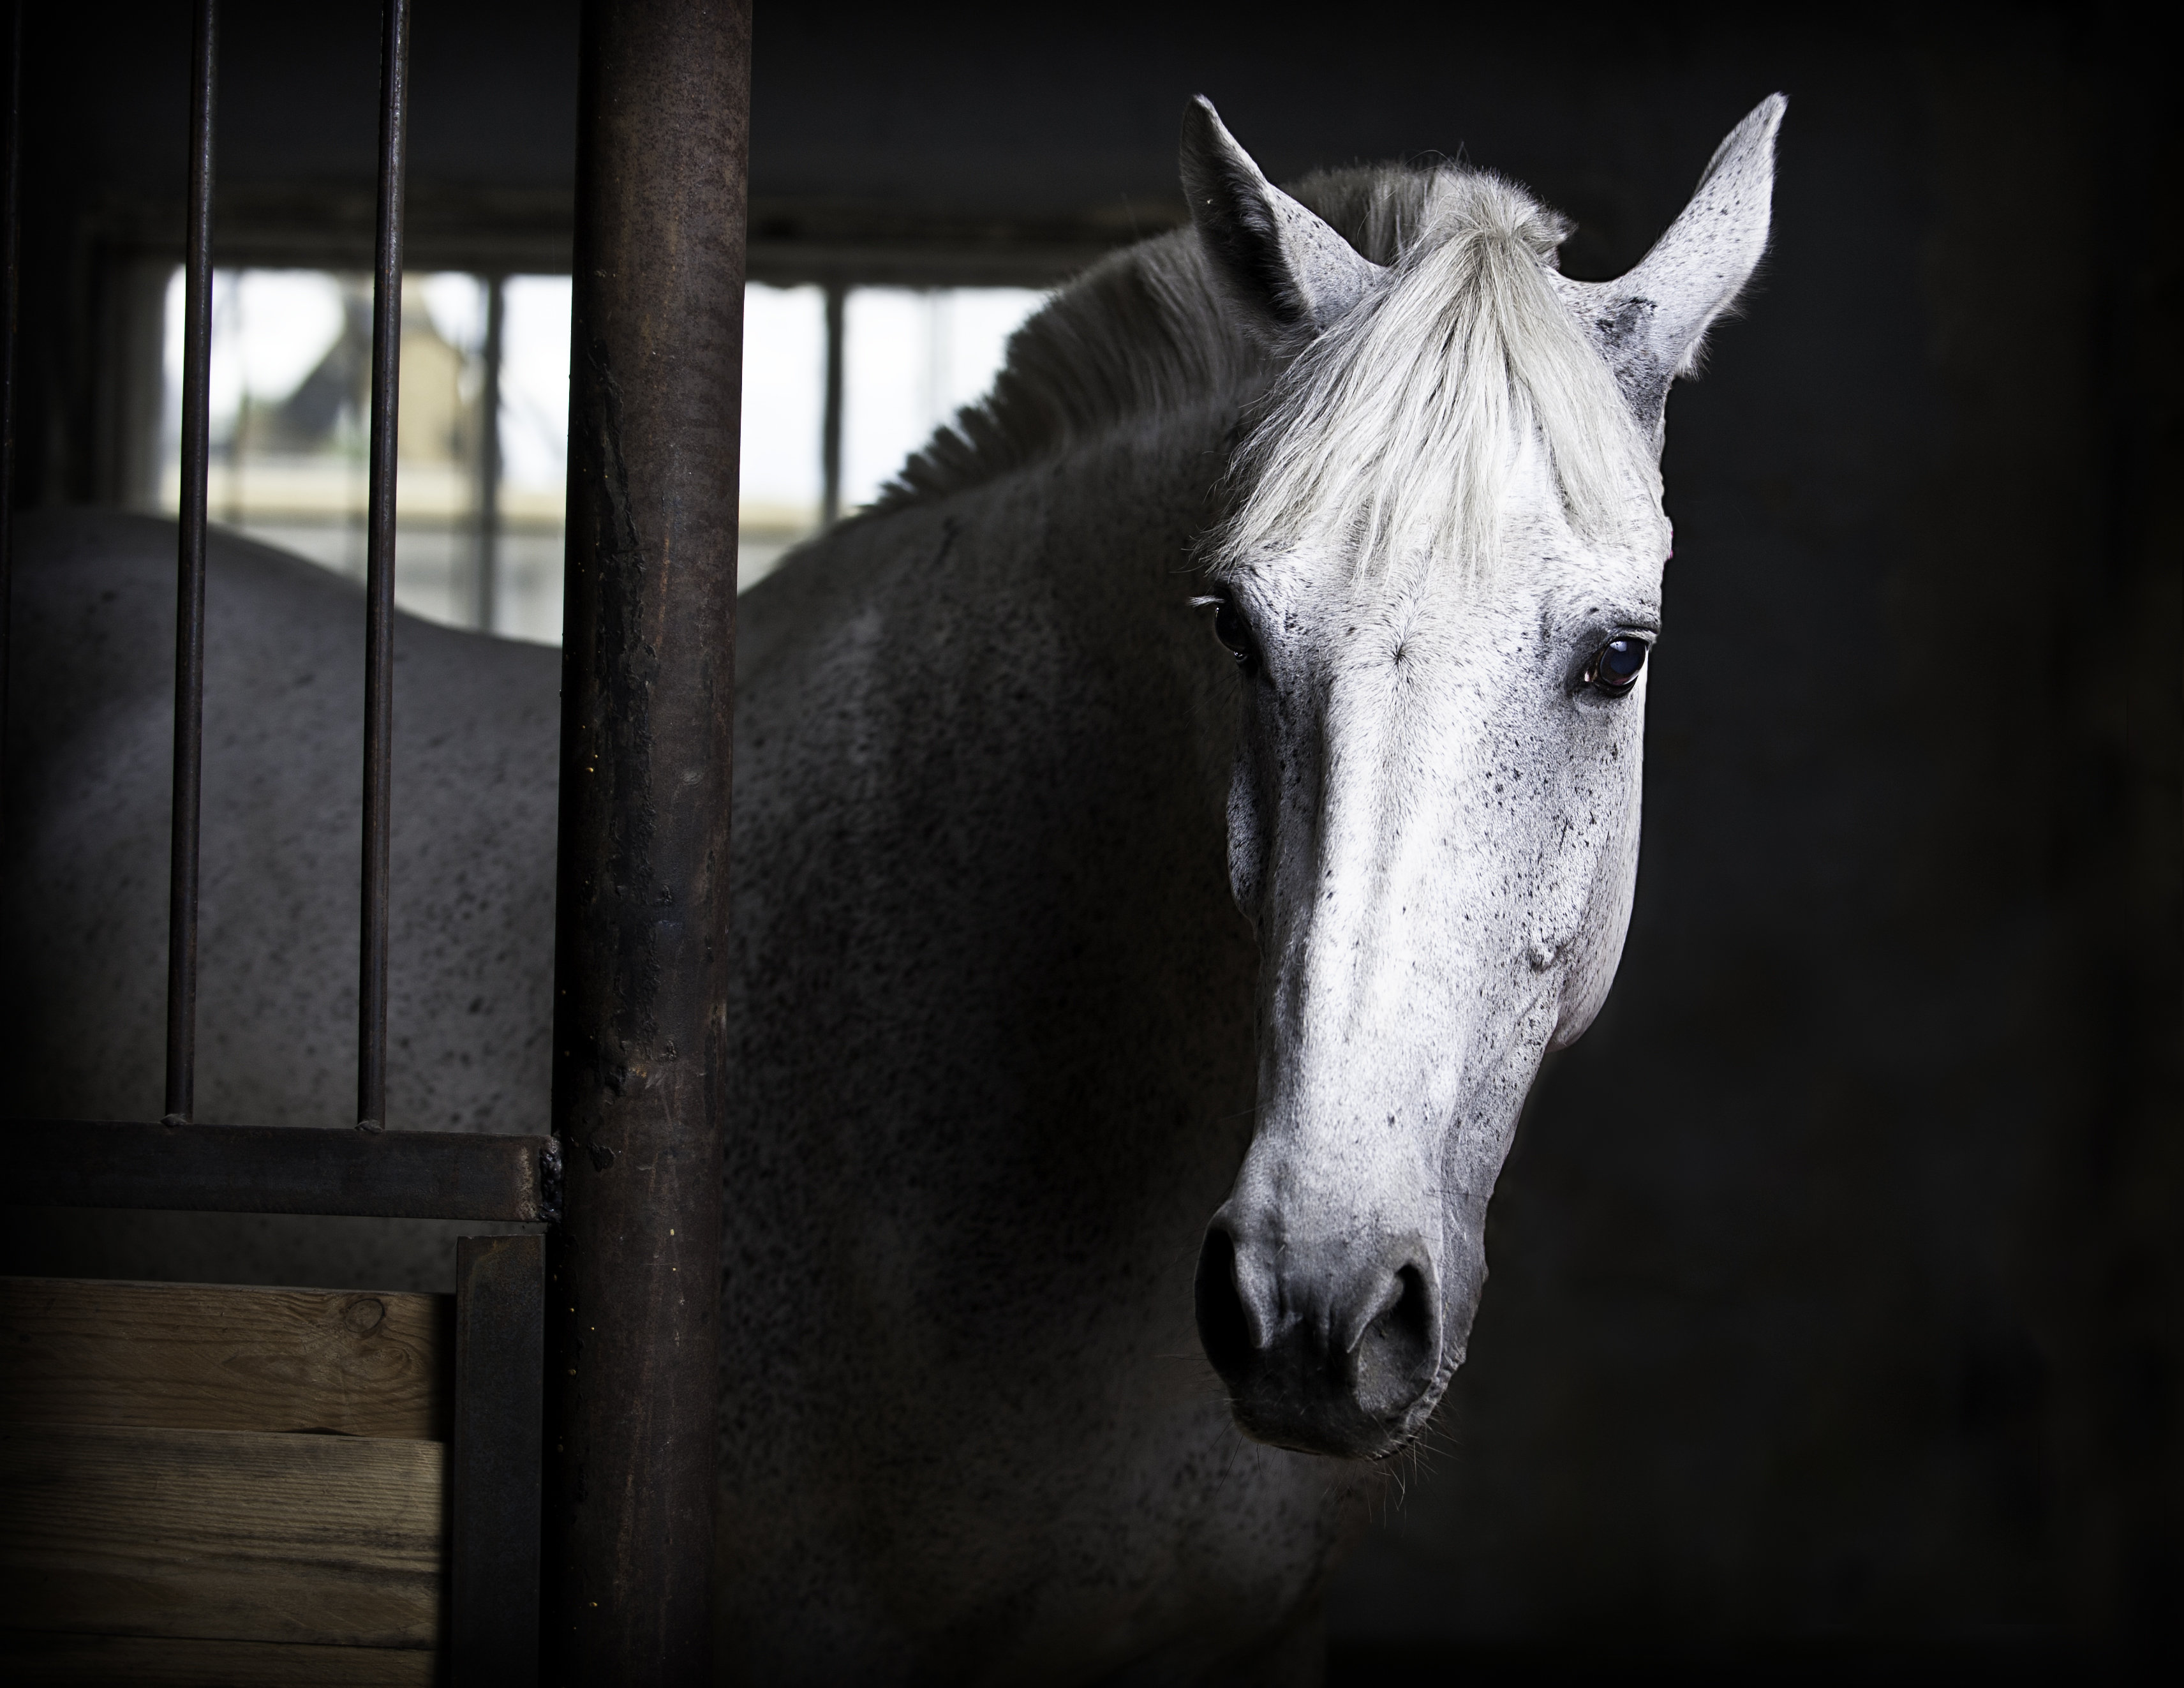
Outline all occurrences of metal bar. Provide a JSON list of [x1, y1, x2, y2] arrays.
[[5, 1119, 561, 1223], [357, 0, 409, 1132], [821, 281, 843, 524], [452, 1234, 545, 1688], [473, 274, 504, 633], [547, 1, 749, 1678], [0, 0, 22, 849], [164, 0, 217, 1125]]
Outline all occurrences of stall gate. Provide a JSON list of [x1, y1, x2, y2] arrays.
[[0, 3, 750, 1683]]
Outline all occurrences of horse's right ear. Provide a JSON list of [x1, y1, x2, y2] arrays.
[[1554, 95, 1785, 451], [1181, 96, 1381, 346]]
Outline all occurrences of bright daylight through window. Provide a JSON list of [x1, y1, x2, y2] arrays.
[[152, 271, 1046, 643]]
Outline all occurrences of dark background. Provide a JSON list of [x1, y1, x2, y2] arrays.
[[8, 1, 2176, 1677]]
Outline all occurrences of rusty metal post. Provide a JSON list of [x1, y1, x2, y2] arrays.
[[546, 1, 748, 1680]]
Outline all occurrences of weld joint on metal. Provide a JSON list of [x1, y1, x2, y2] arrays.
[[537, 1135, 566, 1224], [355, 1117, 385, 1135], [160, 1113, 188, 1129]]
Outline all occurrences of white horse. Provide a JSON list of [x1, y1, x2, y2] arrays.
[[3, 96, 1781, 1682]]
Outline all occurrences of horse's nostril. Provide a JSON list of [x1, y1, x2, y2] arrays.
[[1202, 1237, 1443, 1457], [1194, 1226, 1258, 1386], [1351, 1262, 1436, 1419]]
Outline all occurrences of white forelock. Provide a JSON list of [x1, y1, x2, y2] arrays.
[[1212, 167, 1663, 581], [878, 161, 1665, 583]]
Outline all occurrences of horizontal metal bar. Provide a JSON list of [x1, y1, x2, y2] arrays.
[[4, 1120, 561, 1223]]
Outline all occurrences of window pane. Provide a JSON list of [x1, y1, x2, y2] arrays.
[[738, 283, 826, 588], [841, 287, 1044, 512], [495, 274, 574, 644], [153, 273, 1050, 640], [156, 265, 494, 632]]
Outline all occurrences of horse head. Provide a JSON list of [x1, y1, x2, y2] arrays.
[[1185, 96, 1783, 1458]]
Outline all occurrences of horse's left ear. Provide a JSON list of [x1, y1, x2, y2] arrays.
[[1555, 94, 1786, 449], [1181, 96, 1381, 346]]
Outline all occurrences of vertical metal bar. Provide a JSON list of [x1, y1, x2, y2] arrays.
[[821, 281, 843, 525], [547, 1, 748, 1679], [0, 0, 21, 848], [164, 0, 217, 1126], [473, 274, 503, 634], [452, 1232, 545, 1688], [357, 0, 409, 1132]]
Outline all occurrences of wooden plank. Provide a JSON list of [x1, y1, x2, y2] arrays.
[[452, 1236, 543, 1688], [0, 1277, 449, 1441], [0, 1632, 438, 1687], [0, 1423, 445, 1649], [6, 1119, 561, 1223]]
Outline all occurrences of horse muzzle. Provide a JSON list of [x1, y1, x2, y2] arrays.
[[1194, 1218, 1445, 1458]]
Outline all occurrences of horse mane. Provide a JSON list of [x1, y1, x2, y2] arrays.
[[868, 223, 1251, 514], [872, 162, 1662, 573]]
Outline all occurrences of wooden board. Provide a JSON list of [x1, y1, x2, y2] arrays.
[[0, 1632, 438, 1687], [0, 1276, 448, 1440], [0, 1423, 446, 1650]]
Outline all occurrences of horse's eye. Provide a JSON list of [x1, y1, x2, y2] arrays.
[[1210, 601, 1259, 671], [1583, 636, 1647, 694]]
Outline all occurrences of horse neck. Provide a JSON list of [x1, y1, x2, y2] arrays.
[[810, 389, 1250, 842]]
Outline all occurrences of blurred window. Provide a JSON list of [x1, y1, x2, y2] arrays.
[[151, 271, 1046, 643], [840, 287, 1046, 511]]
